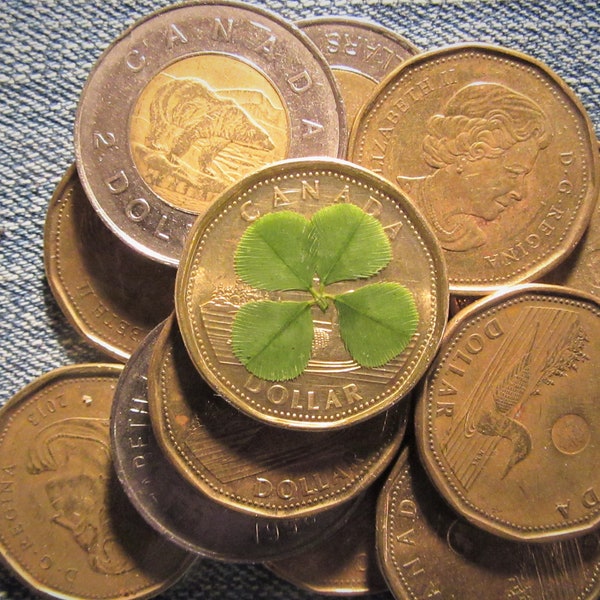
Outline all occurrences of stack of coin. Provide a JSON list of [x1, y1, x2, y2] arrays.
[[2, 1, 599, 599]]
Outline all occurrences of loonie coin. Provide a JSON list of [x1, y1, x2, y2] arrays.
[[349, 43, 599, 295], [297, 16, 419, 133], [75, 0, 346, 266], [175, 157, 448, 429], [44, 164, 176, 362], [266, 478, 389, 595], [111, 322, 360, 561], [541, 143, 600, 298], [378, 448, 600, 600], [147, 313, 410, 519], [415, 283, 600, 542], [0, 364, 195, 600]]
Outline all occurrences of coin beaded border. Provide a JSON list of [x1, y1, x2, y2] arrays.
[[157, 343, 399, 514], [184, 168, 440, 424], [0, 375, 171, 599], [385, 464, 600, 599], [425, 293, 600, 534], [353, 49, 592, 286]]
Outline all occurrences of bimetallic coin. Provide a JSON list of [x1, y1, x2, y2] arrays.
[[147, 314, 409, 519], [266, 480, 389, 595], [176, 158, 448, 429], [378, 448, 600, 600], [349, 43, 599, 295], [111, 323, 359, 561], [0, 364, 195, 600], [297, 16, 419, 132], [75, 1, 346, 266], [416, 284, 600, 542], [44, 165, 176, 362]]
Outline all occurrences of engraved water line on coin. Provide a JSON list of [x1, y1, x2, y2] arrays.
[[440, 304, 590, 491]]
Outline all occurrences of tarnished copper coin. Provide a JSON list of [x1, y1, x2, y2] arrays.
[[111, 322, 358, 561], [44, 165, 175, 362], [175, 157, 448, 429], [0, 364, 195, 600], [349, 43, 599, 295], [378, 448, 600, 600], [75, 1, 346, 266], [266, 479, 389, 595], [147, 314, 409, 519], [416, 284, 600, 542], [297, 16, 418, 132]]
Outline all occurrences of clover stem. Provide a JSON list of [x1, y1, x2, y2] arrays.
[[309, 285, 330, 312]]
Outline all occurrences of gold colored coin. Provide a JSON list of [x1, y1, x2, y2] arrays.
[[415, 284, 600, 542], [147, 314, 409, 519], [175, 157, 448, 429], [378, 448, 600, 600], [0, 364, 195, 600], [541, 144, 600, 298], [266, 480, 389, 595], [297, 16, 419, 132], [44, 165, 176, 361], [349, 43, 599, 295]]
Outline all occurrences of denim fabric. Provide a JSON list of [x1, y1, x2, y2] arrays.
[[0, 0, 598, 598]]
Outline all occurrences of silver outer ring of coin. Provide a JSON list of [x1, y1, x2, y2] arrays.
[[296, 15, 419, 81], [75, 0, 347, 266], [110, 322, 359, 561]]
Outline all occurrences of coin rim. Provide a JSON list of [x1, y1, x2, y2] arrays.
[[348, 42, 600, 295], [175, 156, 449, 430], [415, 282, 600, 542]]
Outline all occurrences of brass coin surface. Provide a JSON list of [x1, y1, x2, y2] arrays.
[[0, 364, 195, 600], [44, 165, 176, 362], [75, 1, 346, 266], [378, 448, 600, 600], [541, 144, 600, 298], [297, 16, 419, 133], [147, 314, 409, 519], [111, 322, 358, 561], [415, 284, 600, 542], [349, 43, 599, 295], [266, 480, 388, 595], [176, 157, 448, 429]]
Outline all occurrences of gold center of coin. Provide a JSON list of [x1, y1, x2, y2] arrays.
[[129, 54, 289, 213], [551, 413, 590, 455]]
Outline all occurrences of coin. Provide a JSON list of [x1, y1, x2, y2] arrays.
[[266, 479, 389, 595], [0, 364, 195, 600], [147, 313, 409, 519], [349, 43, 599, 295], [175, 157, 448, 429], [111, 322, 360, 561], [378, 447, 600, 600], [44, 164, 176, 362], [415, 284, 600, 542], [297, 16, 418, 132], [75, 1, 346, 266], [541, 144, 600, 298]]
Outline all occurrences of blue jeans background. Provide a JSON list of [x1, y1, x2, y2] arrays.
[[0, 1, 598, 598]]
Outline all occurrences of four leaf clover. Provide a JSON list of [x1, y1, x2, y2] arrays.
[[231, 203, 419, 381]]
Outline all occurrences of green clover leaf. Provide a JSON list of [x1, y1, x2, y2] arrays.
[[235, 211, 314, 291], [230, 204, 419, 381], [231, 300, 313, 381], [334, 283, 419, 368], [309, 203, 392, 285]]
